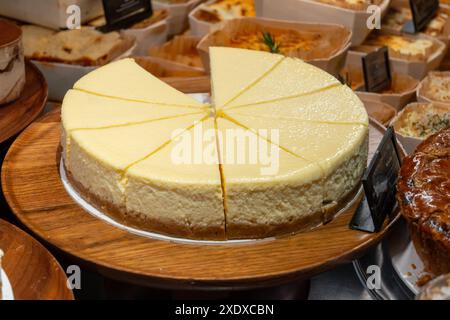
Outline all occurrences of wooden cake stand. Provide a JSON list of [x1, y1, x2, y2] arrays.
[[1, 103, 403, 291], [0, 61, 47, 146], [0, 219, 73, 300]]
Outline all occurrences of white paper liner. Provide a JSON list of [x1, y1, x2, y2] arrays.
[[1, 269, 14, 301]]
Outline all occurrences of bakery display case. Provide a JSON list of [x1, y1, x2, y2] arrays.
[[0, 0, 449, 304]]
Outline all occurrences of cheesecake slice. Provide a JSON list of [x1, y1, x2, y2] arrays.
[[126, 118, 225, 239], [67, 113, 207, 213], [74, 58, 205, 107], [224, 84, 369, 125], [210, 47, 283, 107], [62, 90, 203, 131], [0, 20, 25, 105], [222, 112, 369, 202], [216, 117, 324, 239], [221, 57, 340, 108]]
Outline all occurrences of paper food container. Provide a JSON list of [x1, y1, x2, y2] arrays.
[[346, 31, 447, 80], [254, 0, 391, 46], [341, 65, 419, 111], [88, 11, 170, 56], [0, 0, 103, 29], [32, 38, 136, 102], [417, 71, 450, 104], [382, 0, 450, 46], [362, 99, 397, 125], [197, 17, 352, 77], [148, 35, 204, 72], [134, 56, 206, 78], [188, 0, 256, 37], [390, 102, 450, 154], [153, 0, 205, 36], [134, 56, 208, 93]]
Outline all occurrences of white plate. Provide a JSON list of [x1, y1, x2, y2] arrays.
[[1, 269, 14, 300]]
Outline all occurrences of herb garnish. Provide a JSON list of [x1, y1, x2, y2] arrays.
[[262, 32, 280, 54]]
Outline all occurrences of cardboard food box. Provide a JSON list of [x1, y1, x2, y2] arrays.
[[189, 0, 256, 37], [254, 0, 391, 46], [347, 31, 447, 80], [153, 0, 205, 36], [416, 71, 450, 104], [382, 0, 450, 46], [88, 11, 170, 56], [197, 17, 352, 77], [0, 0, 103, 29], [134, 56, 206, 78], [148, 35, 204, 72], [390, 102, 450, 154], [363, 99, 397, 125], [341, 65, 419, 111]]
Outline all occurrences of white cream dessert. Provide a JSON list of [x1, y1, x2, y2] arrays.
[[62, 47, 369, 240], [0, 20, 25, 105]]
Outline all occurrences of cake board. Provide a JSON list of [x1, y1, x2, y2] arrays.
[[2, 92, 404, 291], [0, 219, 74, 300]]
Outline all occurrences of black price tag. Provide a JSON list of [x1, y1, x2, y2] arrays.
[[350, 127, 402, 233], [402, 0, 439, 33], [362, 46, 392, 93], [100, 0, 153, 32]]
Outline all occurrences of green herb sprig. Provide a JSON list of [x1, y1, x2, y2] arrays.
[[262, 32, 280, 54]]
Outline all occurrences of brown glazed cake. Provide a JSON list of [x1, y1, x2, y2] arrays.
[[0, 20, 25, 105], [397, 128, 450, 276]]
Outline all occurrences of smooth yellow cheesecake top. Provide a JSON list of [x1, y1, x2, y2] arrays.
[[221, 56, 340, 108], [210, 47, 283, 107], [224, 85, 369, 125], [74, 58, 206, 107], [71, 113, 207, 171], [62, 89, 204, 132]]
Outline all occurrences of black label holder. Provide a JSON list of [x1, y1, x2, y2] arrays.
[[350, 127, 403, 233]]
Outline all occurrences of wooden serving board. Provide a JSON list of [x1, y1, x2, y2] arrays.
[[0, 219, 73, 300], [1, 108, 402, 290], [0, 61, 47, 145]]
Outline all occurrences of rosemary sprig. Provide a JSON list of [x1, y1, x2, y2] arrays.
[[262, 32, 280, 54]]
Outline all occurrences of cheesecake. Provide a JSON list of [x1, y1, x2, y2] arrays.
[[62, 47, 369, 240], [0, 20, 25, 105], [397, 128, 450, 276]]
